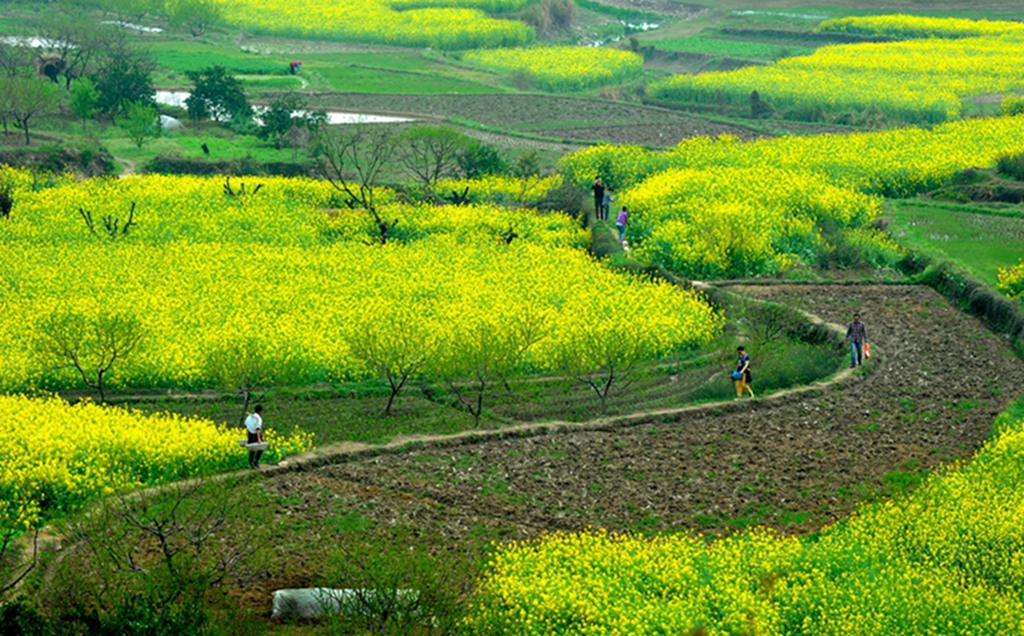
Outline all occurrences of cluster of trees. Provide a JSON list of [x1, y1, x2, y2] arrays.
[[0, 11, 157, 144], [0, 0, 229, 146]]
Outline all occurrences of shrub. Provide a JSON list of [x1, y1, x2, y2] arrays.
[[1000, 95, 1024, 116], [996, 151, 1024, 181]]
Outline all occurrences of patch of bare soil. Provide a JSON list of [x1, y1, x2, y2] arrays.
[[247, 285, 1024, 601], [303, 93, 764, 144]]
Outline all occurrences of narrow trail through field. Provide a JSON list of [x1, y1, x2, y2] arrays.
[[240, 284, 1024, 591], [18, 285, 1024, 601]]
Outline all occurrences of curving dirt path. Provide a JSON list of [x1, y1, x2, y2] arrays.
[[251, 285, 1024, 564], [20, 285, 1024, 606], [216, 284, 1024, 604]]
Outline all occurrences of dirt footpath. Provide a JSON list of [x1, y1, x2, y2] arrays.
[[260, 285, 1024, 549]]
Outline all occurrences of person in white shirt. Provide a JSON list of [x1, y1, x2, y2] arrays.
[[245, 404, 264, 469]]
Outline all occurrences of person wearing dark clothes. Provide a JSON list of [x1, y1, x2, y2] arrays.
[[592, 176, 605, 220], [601, 188, 613, 221], [734, 346, 754, 398], [846, 313, 868, 368]]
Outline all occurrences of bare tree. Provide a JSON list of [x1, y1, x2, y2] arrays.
[[35, 310, 145, 402], [397, 125, 471, 194], [37, 13, 110, 90], [165, 0, 223, 37], [99, 0, 164, 25], [4, 74, 60, 145], [0, 42, 31, 79], [78, 201, 138, 238], [311, 123, 401, 244], [0, 476, 40, 597], [48, 476, 266, 623], [203, 337, 278, 427]]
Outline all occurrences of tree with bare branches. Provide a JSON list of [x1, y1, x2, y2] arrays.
[[427, 310, 547, 426], [311, 123, 401, 244], [397, 125, 472, 195], [203, 337, 279, 427], [3, 74, 60, 145], [34, 310, 145, 402]]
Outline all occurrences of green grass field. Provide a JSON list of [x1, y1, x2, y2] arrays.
[[305, 50, 499, 94], [651, 36, 813, 59], [888, 200, 1024, 285]]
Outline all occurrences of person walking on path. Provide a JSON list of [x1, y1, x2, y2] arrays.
[[615, 206, 629, 243], [592, 176, 605, 221], [601, 188, 613, 221], [733, 346, 754, 398], [245, 404, 265, 469], [846, 312, 868, 368]]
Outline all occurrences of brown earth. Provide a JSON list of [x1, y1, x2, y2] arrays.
[[303, 93, 768, 145], [239, 284, 1024, 601]]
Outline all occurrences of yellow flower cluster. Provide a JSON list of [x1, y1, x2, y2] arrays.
[[462, 46, 644, 91], [620, 166, 880, 277], [0, 394, 312, 532], [997, 260, 1024, 300], [434, 174, 563, 207], [465, 415, 1024, 634], [649, 22, 1024, 124], [0, 173, 721, 392], [817, 14, 1024, 39], [560, 117, 1024, 276], [389, 0, 531, 11], [213, 0, 533, 49]]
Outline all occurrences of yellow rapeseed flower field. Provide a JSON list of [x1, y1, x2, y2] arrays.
[[212, 0, 534, 49], [0, 394, 313, 535], [817, 14, 1024, 40], [649, 16, 1024, 125], [559, 116, 1024, 277], [998, 260, 1024, 300], [465, 414, 1024, 634], [0, 172, 722, 393], [462, 46, 643, 91]]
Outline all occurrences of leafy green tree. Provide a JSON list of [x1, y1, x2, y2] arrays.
[[3, 74, 60, 145], [0, 42, 31, 79], [554, 320, 654, 413], [258, 90, 325, 148], [398, 125, 472, 193], [165, 0, 223, 37], [185, 65, 251, 123], [458, 140, 507, 179], [118, 100, 160, 148], [91, 45, 155, 118], [70, 77, 101, 131]]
